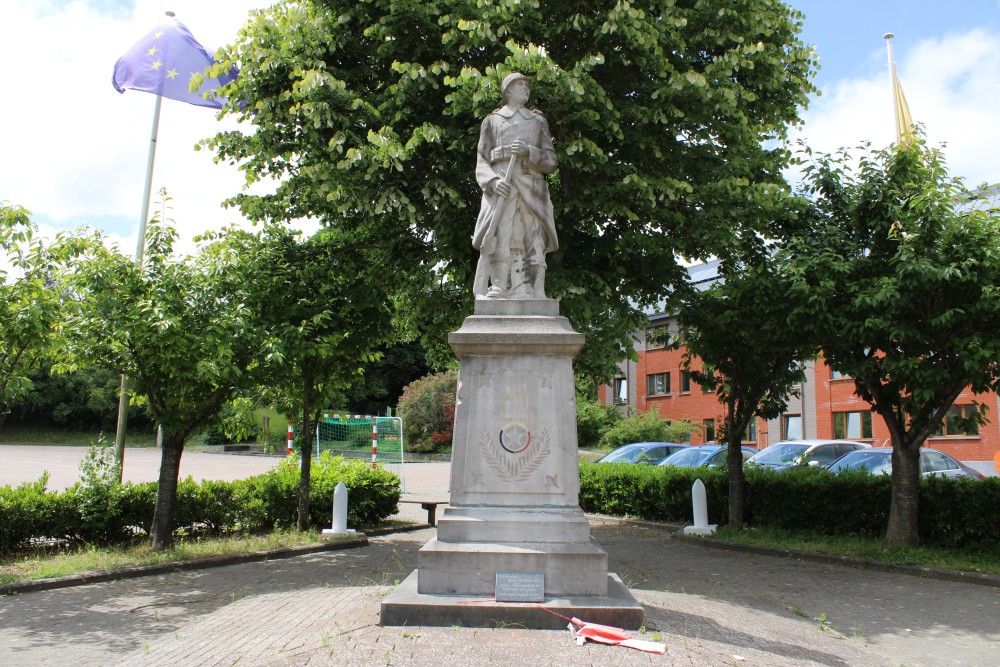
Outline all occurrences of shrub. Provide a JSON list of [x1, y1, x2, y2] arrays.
[[0, 452, 401, 555], [576, 398, 622, 449], [579, 462, 1000, 547], [397, 370, 457, 453], [598, 407, 694, 451]]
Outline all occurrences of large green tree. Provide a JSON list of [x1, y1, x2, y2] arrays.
[[0, 203, 88, 430], [677, 251, 816, 529], [206, 0, 817, 377], [70, 218, 266, 549], [784, 136, 1000, 547], [221, 224, 395, 530]]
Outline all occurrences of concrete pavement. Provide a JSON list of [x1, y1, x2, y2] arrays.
[[1, 448, 998, 666], [2, 520, 998, 666]]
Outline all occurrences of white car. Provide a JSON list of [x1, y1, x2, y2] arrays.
[[746, 440, 871, 471]]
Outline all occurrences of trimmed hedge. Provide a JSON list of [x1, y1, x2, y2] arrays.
[[579, 462, 1000, 547], [0, 453, 400, 554]]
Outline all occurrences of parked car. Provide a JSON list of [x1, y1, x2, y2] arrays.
[[746, 440, 870, 471], [594, 442, 689, 465], [827, 447, 985, 480], [657, 444, 757, 469]]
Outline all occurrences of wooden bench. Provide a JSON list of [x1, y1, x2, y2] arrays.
[[400, 500, 446, 526]]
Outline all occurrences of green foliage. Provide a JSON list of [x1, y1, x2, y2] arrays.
[[69, 211, 266, 444], [0, 203, 91, 429], [579, 463, 1000, 547], [597, 407, 693, 451], [579, 462, 727, 522], [341, 341, 432, 415], [675, 251, 817, 528], [0, 453, 400, 554], [784, 134, 1000, 546], [575, 397, 622, 449], [207, 0, 817, 380], [397, 371, 458, 453], [4, 362, 155, 432]]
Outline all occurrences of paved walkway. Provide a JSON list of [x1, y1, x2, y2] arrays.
[[1, 448, 998, 665], [2, 521, 998, 666]]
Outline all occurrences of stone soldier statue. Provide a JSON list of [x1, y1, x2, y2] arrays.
[[472, 73, 558, 299]]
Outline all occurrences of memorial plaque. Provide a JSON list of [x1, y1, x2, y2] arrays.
[[495, 571, 545, 602]]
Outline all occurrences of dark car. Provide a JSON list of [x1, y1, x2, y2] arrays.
[[657, 444, 757, 469], [746, 439, 870, 471], [828, 447, 985, 480], [594, 442, 689, 465]]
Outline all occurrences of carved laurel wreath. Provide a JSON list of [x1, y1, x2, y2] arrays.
[[480, 428, 551, 482]]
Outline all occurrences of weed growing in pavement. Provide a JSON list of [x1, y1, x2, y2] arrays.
[[793, 606, 807, 618]]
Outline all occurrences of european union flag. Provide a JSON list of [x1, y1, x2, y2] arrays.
[[112, 16, 237, 109]]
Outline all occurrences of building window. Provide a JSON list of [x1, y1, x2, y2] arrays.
[[703, 419, 716, 443], [744, 421, 757, 444], [833, 410, 872, 440], [646, 372, 671, 397], [680, 370, 691, 394], [783, 415, 803, 440], [701, 367, 714, 393], [612, 377, 628, 405], [831, 369, 849, 380], [645, 325, 670, 350], [933, 405, 980, 437]]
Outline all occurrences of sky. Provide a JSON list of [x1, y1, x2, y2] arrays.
[[2, 0, 999, 257]]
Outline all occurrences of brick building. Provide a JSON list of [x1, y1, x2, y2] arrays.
[[599, 265, 1000, 463]]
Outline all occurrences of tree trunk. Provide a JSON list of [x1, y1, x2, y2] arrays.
[[884, 442, 922, 547], [297, 379, 313, 531], [150, 431, 185, 550], [727, 436, 747, 529]]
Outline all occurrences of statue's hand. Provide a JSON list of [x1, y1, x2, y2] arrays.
[[510, 139, 530, 156], [495, 180, 512, 198]]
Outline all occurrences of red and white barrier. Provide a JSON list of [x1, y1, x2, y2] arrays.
[[287, 422, 294, 456], [371, 421, 378, 469]]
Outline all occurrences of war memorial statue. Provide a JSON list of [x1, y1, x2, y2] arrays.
[[473, 73, 558, 300], [381, 73, 642, 630]]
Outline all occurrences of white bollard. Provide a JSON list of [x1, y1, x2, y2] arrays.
[[683, 479, 717, 536], [322, 481, 357, 537]]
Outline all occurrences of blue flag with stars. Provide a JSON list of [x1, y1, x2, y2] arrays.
[[112, 17, 237, 109]]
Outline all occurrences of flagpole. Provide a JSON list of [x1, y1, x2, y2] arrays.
[[884, 33, 901, 140], [113, 12, 172, 479]]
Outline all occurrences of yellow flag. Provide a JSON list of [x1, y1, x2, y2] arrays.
[[893, 71, 915, 144]]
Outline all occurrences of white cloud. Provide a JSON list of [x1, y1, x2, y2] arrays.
[[794, 28, 1000, 187]]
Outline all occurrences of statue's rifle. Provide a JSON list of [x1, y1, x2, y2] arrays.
[[481, 153, 518, 255]]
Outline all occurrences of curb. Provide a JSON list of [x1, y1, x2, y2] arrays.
[[0, 523, 430, 597]]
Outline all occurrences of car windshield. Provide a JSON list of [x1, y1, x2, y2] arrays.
[[660, 447, 712, 467], [598, 447, 642, 463], [829, 451, 891, 474], [751, 444, 809, 465]]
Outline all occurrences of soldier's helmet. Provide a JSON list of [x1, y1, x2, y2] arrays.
[[501, 72, 531, 98]]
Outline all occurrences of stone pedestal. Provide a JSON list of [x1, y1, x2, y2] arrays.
[[381, 298, 642, 628]]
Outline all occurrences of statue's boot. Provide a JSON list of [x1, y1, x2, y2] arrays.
[[509, 253, 534, 298], [473, 254, 490, 296], [486, 261, 510, 299], [531, 264, 547, 299]]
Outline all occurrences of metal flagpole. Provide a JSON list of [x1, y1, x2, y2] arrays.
[[884, 33, 901, 140], [113, 28, 168, 479]]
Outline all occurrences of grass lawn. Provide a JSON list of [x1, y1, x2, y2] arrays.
[[0, 529, 360, 585]]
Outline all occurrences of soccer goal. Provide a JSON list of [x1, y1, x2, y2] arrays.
[[313, 414, 405, 492]]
